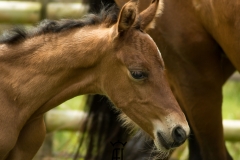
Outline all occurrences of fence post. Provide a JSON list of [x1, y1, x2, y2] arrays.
[[40, 0, 48, 20]]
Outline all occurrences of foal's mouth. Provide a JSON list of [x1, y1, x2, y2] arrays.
[[156, 132, 171, 150]]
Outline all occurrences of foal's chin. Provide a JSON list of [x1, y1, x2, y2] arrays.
[[153, 138, 172, 153]]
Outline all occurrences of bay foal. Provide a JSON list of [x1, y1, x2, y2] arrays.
[[0, 0, 189, 159]]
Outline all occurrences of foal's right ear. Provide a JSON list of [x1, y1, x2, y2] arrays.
[[116, 0, 138, 34]]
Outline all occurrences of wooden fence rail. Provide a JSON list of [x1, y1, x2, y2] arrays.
[[0, 1, 88, 24], [230, 72, 240, 81], [45, 110, 240, 142], [33, 110, 240, 159]]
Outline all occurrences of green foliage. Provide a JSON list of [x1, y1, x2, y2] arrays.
[[222, 81, 240, 119], [222, 81, 240, 159], [51, 95, 87, 159]]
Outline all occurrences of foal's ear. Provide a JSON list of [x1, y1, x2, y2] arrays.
[[139, 0, 163, 31], [117, 0, 138, 33]]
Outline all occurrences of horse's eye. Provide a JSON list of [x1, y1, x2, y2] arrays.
[[130, 71, 148, 80]]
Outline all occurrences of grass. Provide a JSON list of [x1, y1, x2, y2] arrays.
[[47, 96, 87, 160], [35, 96, 97, 160]]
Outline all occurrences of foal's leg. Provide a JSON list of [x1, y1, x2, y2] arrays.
[[6, 116, 45, 160]]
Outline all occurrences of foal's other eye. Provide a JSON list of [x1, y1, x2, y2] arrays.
[[130, 70, 148, 80]]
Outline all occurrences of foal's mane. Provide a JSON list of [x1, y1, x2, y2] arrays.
[[0, 5, 119, 44]]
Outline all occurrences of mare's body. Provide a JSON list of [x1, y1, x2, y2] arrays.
[[0, 1, 189, 159], [113, 0, 239, 159]]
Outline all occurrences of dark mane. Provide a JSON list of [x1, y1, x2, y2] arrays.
[[0, 4, 119, 44]]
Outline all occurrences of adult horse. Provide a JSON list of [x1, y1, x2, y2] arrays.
[[0, 0, 189, 159], [87, 0, 239, 159]]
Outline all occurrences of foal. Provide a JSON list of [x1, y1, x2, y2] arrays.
[[0, 0, 189, 159]]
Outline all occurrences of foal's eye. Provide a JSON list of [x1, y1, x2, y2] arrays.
[[130, 71, 148, 80]]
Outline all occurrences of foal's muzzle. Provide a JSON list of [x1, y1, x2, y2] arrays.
[[157, 126, 187, 150]]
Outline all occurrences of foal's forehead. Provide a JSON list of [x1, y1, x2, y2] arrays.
[[129, 31, 163, 60], [120, 31, 164, 69]]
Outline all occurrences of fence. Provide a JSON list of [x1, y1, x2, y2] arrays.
[[44, 110, 240, 141], [0, 1, 88, 24]]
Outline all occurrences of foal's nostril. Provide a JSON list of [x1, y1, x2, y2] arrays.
[[172, 126, 187, 147]]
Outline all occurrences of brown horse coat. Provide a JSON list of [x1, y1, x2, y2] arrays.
[[115, 0, 238, 159]]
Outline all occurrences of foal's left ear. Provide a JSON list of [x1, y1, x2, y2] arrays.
[[139, 0, 163, 31], [117, 0, 138, 33]]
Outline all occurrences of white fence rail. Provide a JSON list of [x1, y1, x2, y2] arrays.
[[45, 110, 240, 142]]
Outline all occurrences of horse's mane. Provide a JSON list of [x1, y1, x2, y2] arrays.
[[0, 4, 119, 44]]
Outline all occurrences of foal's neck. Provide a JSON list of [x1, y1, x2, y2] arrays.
[[0, 26, 112, 117], [1, 26, 111, 64]]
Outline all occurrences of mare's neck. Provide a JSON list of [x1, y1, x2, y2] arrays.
[[0, 26, 112, 117]]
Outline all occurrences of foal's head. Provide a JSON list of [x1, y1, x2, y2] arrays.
[[99, 0, 190, 153]]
